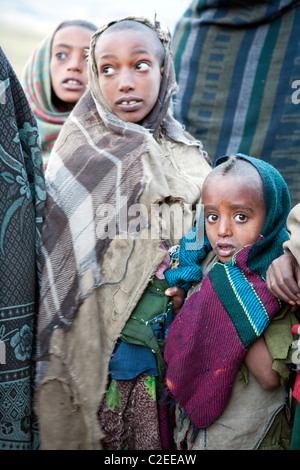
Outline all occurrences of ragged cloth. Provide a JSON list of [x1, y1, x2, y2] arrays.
[[164, 153, 291, 430], [35, 17, 211, 449]]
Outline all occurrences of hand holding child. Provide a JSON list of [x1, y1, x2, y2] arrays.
[[266, 251, 300, 309]]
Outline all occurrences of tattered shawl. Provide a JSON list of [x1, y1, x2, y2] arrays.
[[36, 17, 210, 384]]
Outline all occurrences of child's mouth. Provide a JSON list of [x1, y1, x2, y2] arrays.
[[117, 98, 142, 112], [215, 243, 236, 259], [62, 78, 84, 91]]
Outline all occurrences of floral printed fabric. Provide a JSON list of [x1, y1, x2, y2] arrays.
[[0, 48, 46, 450]]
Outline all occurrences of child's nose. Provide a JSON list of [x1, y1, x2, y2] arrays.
[[217, 217, 232, 237], [118, 69, 134, 92], [67, 55, 83, 72]]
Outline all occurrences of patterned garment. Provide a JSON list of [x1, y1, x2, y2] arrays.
[[0, 49, 46, 449], [172, 0, 300, 207], [21, 21, 97, 167], [99, 375, 161, 450], [36, 17, 207, 384], [21, 29, 69, 166], [164, 153, 291, 430]]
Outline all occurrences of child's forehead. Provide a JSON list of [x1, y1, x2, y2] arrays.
[[97, 26, 154, 48], [96, 29, 148, 51], [94, 25, 164, 63], [203, 171, 264, 202]]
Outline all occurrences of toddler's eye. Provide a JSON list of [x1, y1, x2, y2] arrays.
[[235, 214, 248, 222], [207, 214, 218, 223], [136, 62, 150, 71]]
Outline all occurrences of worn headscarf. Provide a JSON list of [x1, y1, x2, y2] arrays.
[[164, 153, 291, 431], [21, 20, 97, 166], [0, 48, 46, 449], [36, 17, 207, 382], [87, 16, 204, 142]]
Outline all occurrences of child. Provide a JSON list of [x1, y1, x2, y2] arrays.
[[164, 154, 297, 450], [22, 19, 97, 167], [34, 17, 211, 450]]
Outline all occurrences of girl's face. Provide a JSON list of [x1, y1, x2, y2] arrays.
[[202, 173, 266, 263], [94, 29, 163, 123], [50, 25, 94, 111]]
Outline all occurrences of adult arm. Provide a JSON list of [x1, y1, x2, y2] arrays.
[[266, 204, 300, 306]]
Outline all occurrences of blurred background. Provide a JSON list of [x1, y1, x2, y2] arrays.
[[0, 0, 188, 79]]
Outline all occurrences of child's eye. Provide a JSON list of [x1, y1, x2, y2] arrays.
[[56, 52, 68, 60], [136, 62, 150, 71], [102, 65, 115, 75], [235, 213, 248, 222], [207, 214, 218, 223]]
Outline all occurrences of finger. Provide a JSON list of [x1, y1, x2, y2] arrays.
[[267, 269, 298, 304], [165, 287, 177, 296], [294, 264, 300, 299], [267, 256, 300, 303]]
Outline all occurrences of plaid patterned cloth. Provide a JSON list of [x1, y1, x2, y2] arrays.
[[35, 17, 209, 385], [21, 30, 69, 165]]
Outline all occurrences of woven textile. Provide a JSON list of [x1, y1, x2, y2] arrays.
[[172, 0, 300, 207], [36, 17, 207, 382], [164, 153, 291, 429], [21, 30, 69, 165], [21, 21, 97, 166], [0, 49, 46, 449]]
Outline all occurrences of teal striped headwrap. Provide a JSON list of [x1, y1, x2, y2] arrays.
[[165, 153, 291, 289]]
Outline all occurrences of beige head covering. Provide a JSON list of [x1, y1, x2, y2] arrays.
[[86, 16, 189, 138], [88, 19, 171, 96]]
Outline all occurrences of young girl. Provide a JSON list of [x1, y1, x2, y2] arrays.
[[22, 19, 97, 167], [164, 154, 297, 450], [34, 17, 211, 450]]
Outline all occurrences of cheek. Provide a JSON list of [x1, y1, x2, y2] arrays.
[[81, 65, 89, 85], [238, 224, 261, 247], [50, 61, 59, 91], [98, 78, 111, 101], [204, 224, 216, 245]]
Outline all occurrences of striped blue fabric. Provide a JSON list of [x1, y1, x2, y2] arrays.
[[172, 0, 300, 206]]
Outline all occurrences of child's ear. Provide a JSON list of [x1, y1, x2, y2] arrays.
[[160, 66, 164, 77]]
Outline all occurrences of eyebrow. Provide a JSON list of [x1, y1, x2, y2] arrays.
[[204, 204, 255, 212], [99, 49, 152, 60], [53, 43, 90, 52], [52, 43, 72, 49]]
